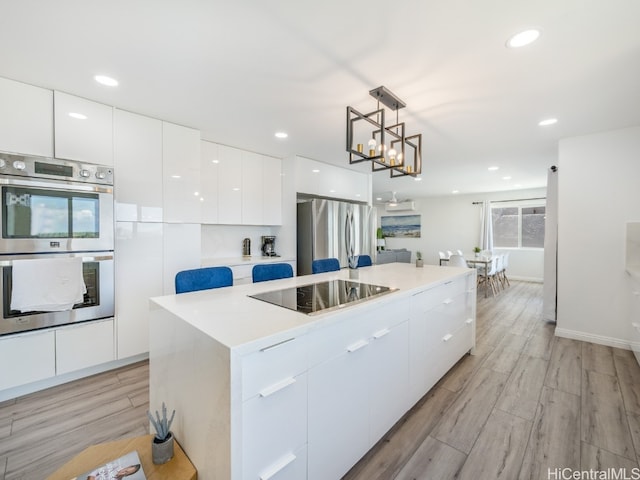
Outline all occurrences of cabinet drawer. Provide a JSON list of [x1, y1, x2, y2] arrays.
[[56, 319, 115, 375], [250, 445, 307, 480], [411, 277, 467, 314], [0, 330, 55, 391], [434, 319, 475, 377], [422, 292, 471, 343], [242, 335, 308, 401], [243, 373, 307, 480]]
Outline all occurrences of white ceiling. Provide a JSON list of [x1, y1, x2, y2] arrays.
[[1, 0, 639, 202]]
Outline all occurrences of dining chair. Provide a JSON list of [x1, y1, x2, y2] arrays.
[[252, 263, 294, 283], [356, 255, 373, 267], [499, 252, 510, 287], [175, 266, 233, 294], [446, 250, 453, 258], [438, 251, 448, 265], [456, 249, 464, 256], [447, 254, 469, 268], [312, 258, 341, 274], [477, 256, 500, 297]]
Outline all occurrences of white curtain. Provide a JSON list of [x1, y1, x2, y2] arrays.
[[543, 166, 558, 322], [479, 200, 494, 252]]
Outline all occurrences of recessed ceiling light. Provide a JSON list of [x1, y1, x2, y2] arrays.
[[329, 189, 336, 193], [506, 29, 541, 48], [488, 166, 499, 171], [171, 175, 181, 179], [502, 176, 512, 180], [193, 192, 200, 196], [212, 159, 219, 164], [414, 177, 422, 182], [94, 75, 119, 87], [68, 112, 87, 120], [538, 118, 558, 126], [275, 132, 288, 139], [232, 187, 240, 191], [452, 190, 459, 194], [376, 197, 382, 201], [312, 169, 320, 173]]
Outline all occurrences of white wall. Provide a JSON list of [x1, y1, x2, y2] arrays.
[[377, 188, 547, 282], [557, 125, 640, 348]]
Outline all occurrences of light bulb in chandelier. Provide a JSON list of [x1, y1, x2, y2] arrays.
[[367, 138, 377, 157], [388, 147, 397, 162]]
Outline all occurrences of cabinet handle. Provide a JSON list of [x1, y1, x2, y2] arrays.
[[347, 339, 369, 353], [373, 328, 391, 339], [444, 281, 453, 285], [442, 298, 453, 305], [259, 377, 296, 398], [465, 318, 474, 325], [260, 452, 297, 480], [443, 333, 453, 342], [260, 337, 295, 352]]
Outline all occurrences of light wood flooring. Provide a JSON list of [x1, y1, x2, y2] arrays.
[[1, 281, 640, 479]]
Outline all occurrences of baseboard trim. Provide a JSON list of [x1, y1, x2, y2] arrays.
[[0, 353, 149, 402], [509, 275, 543, 283], [555, 328, 631, 350]]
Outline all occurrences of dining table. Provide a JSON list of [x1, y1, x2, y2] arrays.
[[440, 255, 493, 298]]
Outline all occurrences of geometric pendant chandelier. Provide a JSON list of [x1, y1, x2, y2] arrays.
[[346, 86, 422, 178]]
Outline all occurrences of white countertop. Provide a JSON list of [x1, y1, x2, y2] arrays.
[[150, 263, 472, 355], [201, 255, 295, 267]]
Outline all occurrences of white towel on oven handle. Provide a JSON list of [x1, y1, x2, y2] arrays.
[[10, 257, 87, 312]]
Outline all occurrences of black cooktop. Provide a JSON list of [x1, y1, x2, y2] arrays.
[[248, 279, 397, 315]]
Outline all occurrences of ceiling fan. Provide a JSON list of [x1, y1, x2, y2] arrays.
[[380, 191, 410, 207]]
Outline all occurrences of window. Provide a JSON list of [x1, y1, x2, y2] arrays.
[[492, 203, 545, 248]]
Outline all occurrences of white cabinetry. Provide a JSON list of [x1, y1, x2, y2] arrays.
[[114, 110, 163, 222], [0, 77, 53, 157], [54, 91, 113, 165], [263, 155, 282, 225], [241, 336, 308, 480], [217, 145, 243, 224], [55, 319, 115, 375], [242, 151, 263, 225], [200, 140, 220, 224], [115, 222, 163, 358], [0, 330, 55, 391], [307, 302, 410, 480], [409, 276, 475, 405], [295, 156, 370, 203], [162, 122, 201, 223]]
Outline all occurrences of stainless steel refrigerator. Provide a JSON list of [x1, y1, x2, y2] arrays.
[[297, 198, 376, 276]]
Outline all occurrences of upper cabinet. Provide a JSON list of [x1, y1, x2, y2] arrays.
[[217, 144, 243, 225], [242, 151, 264, 225], [114, 109, 163, 222], [205, 141, 282, 226], [54, 91, 114, 166], [263, 155, 283, 225], [0, 77, 53, 157], [294, 156, 370, 204], [200, 140, 220, 224], [162, 122, 201, 224]]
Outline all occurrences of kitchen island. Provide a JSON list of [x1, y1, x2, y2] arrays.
[[149, 263, 476, 480]]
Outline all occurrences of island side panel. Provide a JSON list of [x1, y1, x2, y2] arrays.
[[149, 304, 232, 480]]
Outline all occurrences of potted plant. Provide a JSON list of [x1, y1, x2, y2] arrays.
[[147, 402, 176, 465], [416, 251, 424, 267], [473, 246, 481, 258]]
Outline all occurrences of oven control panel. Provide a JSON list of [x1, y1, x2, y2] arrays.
[[0, 152, 113, 186]]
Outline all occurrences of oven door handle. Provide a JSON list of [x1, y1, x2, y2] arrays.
[[0, 252, 113, 266]]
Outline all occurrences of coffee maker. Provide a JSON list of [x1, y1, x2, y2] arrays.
[[261, 236, 278, 257]]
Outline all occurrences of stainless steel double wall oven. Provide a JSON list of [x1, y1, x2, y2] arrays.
[[0, 152, 114, 335]]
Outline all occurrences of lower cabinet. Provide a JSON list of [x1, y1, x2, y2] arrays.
[[629, 276, 640, 365], [0, 330, 55, 391], [56, 319, 115, 375], [0, 318, 115, 394]]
